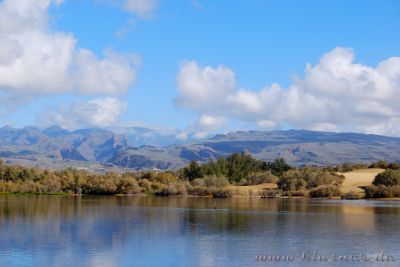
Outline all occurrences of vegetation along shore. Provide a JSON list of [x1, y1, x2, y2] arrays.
[[0, 155, 399, 199]]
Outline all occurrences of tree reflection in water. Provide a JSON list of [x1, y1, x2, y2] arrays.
[[0, 196, 399, 266]]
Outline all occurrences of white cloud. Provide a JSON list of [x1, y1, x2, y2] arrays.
[[196, 115, 226, 131], [40, 97, 127, 130], [175, 61, 236, 114], [175, 47, 400, 136], [175, 132, 188, 141], [124, 0, 158, 18], [0, 0, 137, 99]]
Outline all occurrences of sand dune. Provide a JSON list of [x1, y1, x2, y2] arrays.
[[229, 168, 384, 197], [339, 168, 384, 193]]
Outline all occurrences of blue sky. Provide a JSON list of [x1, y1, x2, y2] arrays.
[[1, 0, 400, 136]]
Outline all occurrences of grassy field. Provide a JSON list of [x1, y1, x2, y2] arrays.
[[338, 168, 384, 194]]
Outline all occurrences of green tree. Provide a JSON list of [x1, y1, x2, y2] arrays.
[[182, 160, 202, 181], [226, 152, 257, 183], [262, 157, 291, 176]]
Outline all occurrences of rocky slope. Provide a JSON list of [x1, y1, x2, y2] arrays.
[[1, 126, 400, 171]]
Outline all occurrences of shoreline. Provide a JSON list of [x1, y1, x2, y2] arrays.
[[1, 192, 399, 200]]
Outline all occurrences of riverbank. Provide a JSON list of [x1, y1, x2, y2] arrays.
[[0, 158, 397, 199]]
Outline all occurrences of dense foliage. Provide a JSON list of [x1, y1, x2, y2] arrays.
[[309, 185, 342, 198], [372, 169, 400, 186], [179, 153, 289, 184], [363, 169, 400, 198], [369, 160, 400, 170], [1, 156, 399, 199], [277, 167, 345, 194]]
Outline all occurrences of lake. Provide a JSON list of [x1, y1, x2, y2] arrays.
[[0, 196, 399, 266]]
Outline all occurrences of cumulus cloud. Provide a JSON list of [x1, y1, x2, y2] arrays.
[[0, 0, 137, 100], [175, 47, 400, 136], [39, 97, 127, 130], [196, 115, 226, 131]]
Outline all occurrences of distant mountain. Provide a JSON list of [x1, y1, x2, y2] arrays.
[[1, 126, 400, 171], [0, 126, 127, 167], [108, 126, 198, 147]]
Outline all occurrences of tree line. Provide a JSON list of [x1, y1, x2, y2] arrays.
[[0, 156, 399, 198]]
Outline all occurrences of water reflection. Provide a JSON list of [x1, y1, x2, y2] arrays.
[[0, 196, 399, 266]]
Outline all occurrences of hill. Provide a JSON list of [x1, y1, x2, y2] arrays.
[[1, 127, 400, 171]]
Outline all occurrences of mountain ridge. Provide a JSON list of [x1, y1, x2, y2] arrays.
[[1, 126, 400, 172]]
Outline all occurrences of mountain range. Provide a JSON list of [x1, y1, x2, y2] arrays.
[[1, 126, 400, 172]]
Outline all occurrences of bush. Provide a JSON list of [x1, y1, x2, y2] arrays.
[[204, 175, 229, 188], [277, 168, 344, 192], [188, 186, 210, 196], [369, 160, 389, 169], [138, 179, 152, 193], [211, 188, 232, 198], [153, 172, 178, 185], [140, 171, 157, 180], [176, 183, 188, 195], [364, 185, 400, 198], [373, 169, 400, 186], [277, 170, 306, 191], [245, 171, 278, 185], [342, 191, 361, 199], [191, 178, 205, 187], [287, 189, 309, 197], [156, 184, 178, 196], [116, 177, 140, 194], [388, 162, 400, 170], [309, 185, 341, 198], [327, 163, 368, 173], [151, 182, 166, 193]]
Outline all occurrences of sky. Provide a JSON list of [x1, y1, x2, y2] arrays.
[[0, 0, 400, 137]]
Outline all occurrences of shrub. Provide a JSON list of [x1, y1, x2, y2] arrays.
[[369, 160, 389, 169], [246, 171, 278, 185], [277, 170, 306, 191], [176, 183, 188, 195], [157, 184, 178, 196], [150, 182, 166, 193], [211, 188, 232, 198], [191, 178, 205, 187], [81, 176, 117, 195], [388, 162, 400, 170], [116, 177, 140, 194], [373, 169, 400, 186], [364, 185, 400, 198], [153, 172, 178, 185], [342, 191, 361, 199], [188, 186, 210, 196], [204, 175, 229, 188], [288, 189, 309, 197], [330, 163, 368, 173], [140, 171, 157, 180], [277, 168, 344, 192], [309, 185, 341, 198], [138, 179, 152, 193]]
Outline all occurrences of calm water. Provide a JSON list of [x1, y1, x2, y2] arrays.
[[0, 196, 399, 267]]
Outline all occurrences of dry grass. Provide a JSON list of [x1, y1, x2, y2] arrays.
[[339, 168, 384, 194], [228, 183, 277, 197]]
